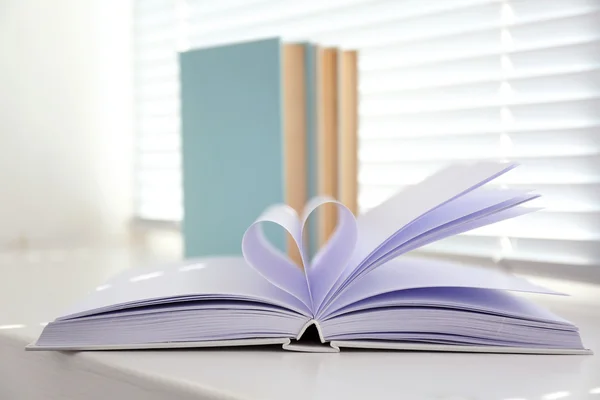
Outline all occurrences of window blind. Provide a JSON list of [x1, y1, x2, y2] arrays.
[[134, 0, 600, 269]]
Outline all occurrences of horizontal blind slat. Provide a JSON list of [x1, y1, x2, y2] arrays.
[[359, 127, 600, 162], [317, 2, 600, 50], [360, 69, 600, 115], [360, 12, 600, 70], [135, 0, 172, 13], [418, 236, 600, 266], [359, 183, 600, 213], [463, 210, 600, 241], [188, 0, 274, 17], [360, 98, 600, 137], [361, 40, 600, 92], [359, 155, 600, 186], [188, 0, 489, 48], [189, 0, 383, 38]]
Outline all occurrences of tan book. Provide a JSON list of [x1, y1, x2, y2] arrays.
[[316, 47, 339, 246], [282, 44, 308, 266], [339, 50, 359, 216]]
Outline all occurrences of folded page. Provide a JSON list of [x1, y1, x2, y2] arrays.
[[317, 161, 517, 311], [242, 204, 312, 308], [356, 195, 539, 281], [301, 197, 357, 310]]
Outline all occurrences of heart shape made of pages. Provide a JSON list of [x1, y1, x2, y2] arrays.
[[241, 197, 357, 312]]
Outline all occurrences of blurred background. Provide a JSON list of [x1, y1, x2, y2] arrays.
[[2, 0, 600, 285]]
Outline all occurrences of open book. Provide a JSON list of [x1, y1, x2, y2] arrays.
[[28, 162, 590, 354]]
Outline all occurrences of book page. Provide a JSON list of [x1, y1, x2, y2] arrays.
[[321, 255, 560, 319], [58, 256, 312, 320], [352, 162, 517, 273], [365, 187, 530, 263], [327, 286, 571, 325], [372, 205, 539, 269], [356, 191, 539, 278]]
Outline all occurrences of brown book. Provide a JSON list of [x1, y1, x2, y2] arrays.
[[282, 44, 308, 266], [339, 50, 359, 216], [316, 47, 339, 246]]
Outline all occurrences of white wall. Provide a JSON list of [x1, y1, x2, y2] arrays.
[[0, 0, 134, 249]]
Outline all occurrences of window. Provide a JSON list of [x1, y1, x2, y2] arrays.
[[134, 0, 600, 269]]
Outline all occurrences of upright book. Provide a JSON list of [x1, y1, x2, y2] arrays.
[[29, 162, 590, 354], [181, 38, 312, 260]]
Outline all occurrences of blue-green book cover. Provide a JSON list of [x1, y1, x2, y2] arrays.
[[180, 38, 286, 257]]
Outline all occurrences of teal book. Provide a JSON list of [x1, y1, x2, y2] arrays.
[[303, 43, 319, 258], [180, 38, 313, 259]]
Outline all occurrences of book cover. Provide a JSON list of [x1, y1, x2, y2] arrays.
[[180, 38, 288, 257], [180, 39, 328, 260]]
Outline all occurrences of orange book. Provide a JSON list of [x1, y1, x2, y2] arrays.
[[339, 50, 359, 216], [316, 47, 339, 246], [282, 44, 308, 265]]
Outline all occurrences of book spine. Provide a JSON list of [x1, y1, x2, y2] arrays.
[[339, 50, 359, 215], [282, 43, 307, 266], [316, 48, 340, 247]]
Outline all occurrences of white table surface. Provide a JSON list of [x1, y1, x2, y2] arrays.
[[1, 249, 600, 400]]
